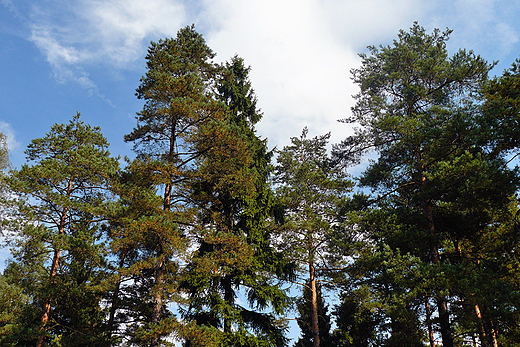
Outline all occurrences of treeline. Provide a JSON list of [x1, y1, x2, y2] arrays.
[[1, 22, 520, 347]]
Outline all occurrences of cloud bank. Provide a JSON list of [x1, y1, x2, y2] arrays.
[[3, 0, 520, 148]]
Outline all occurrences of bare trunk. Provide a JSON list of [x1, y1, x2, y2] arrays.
[[150, 125, 176, 347], [36, 248, 61, 347], [491, 321, 498, 347], [425, 297, 436, 347], [475, 304, 489, 347], [108, 252, 127, 341], [310, 263, 320, 347], [425, 202, 454, 347], [150, 244, 164, 347], [436, 297, 454, 347]]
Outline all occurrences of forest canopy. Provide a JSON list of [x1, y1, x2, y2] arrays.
[[1, 22, 520, 347]]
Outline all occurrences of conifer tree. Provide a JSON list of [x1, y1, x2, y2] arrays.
[[293, 283, 333, 347], [181, 56, 290, 347], [334, 22, 519, 347], [274, 128, 352, 347], [6, 114, 119, 346], [123, 25, 221, 346]]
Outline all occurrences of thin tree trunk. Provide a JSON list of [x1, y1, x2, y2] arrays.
[[36, 248, 61, 347], [474, 304, 489, 347], [424, 200, 454, 347], [108, 252, 127, 341], [36, 179, 72, 347], [425, 297, 436, 347], [455, 241, 493, 347], [491, 321, 498, 347], [436, 297, 454, 347], [150, 126, 176, 347], [150, 244, 164, 347], [310, 263, 320, 347]]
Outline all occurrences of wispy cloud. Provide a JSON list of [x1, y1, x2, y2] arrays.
[[17, 0, 186, 98], [3, 0, 520, 148], [0, 122, 20, 151]]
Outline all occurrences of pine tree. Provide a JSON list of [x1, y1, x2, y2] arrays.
[[333, 22, 519, 346], [274, 128, 352, 347], [123, 24, 221, 346], [6, 113, 119, 346]]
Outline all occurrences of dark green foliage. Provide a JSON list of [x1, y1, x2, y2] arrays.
[[333, 22, 520, 347], [181, 55, 290, 347], [333, 285, 380, 347], [481, 57, 520, 155], [3, 114, 119, 345], [293, 284, 333, 347], [122, 27, 290, 346], [4, 21, 520, 347]]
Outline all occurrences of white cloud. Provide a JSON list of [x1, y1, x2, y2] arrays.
[[24, 0, 187, 95], [15, 0, 433, 148], [0, 122, 20, 151], [85, 0, 186, 65], [6, 0, 520, 149], [201, 0, 429, 148], [28, 0, 187, 66]]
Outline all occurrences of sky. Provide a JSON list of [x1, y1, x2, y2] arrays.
[[1, 0, 520, 170], [1, 0, 520, 342]]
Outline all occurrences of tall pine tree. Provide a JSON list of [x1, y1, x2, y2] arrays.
[[7, 114, 119, 346], [334, 23, 519, 346], [274, 128, 352, 347]]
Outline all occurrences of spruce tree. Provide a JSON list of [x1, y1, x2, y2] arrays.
[[181, 56, 290, 347]]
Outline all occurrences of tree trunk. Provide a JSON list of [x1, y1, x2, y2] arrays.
[[36, 179, 72, 347], [150, 245, 164, 347], [108, 252, 127, 341], [150, 180, 173, 347], [425, 297, 436, 347], [36, 248, 61, 347], [309, 263, 320, 347], [491, 321, 498, 347], [424, 200, 454, 347], [474, 304, 489, 347], [436, 297, 454, 347]]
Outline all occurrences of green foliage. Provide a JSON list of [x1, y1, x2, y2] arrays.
[[181, 55, 290, 347], [121, 25, 222, 346], [274, 128, 352, 347], [121, 27, 290, 346], [4, 113, 119, 345], [334, 22, 520, 347], [293, 283, 333, 347], [274, 128, 352, 272], [3, 22, 520, 347]]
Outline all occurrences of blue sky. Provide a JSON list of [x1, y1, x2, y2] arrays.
[[1, 0, 520, 342], [1, 0, 520, 169]]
